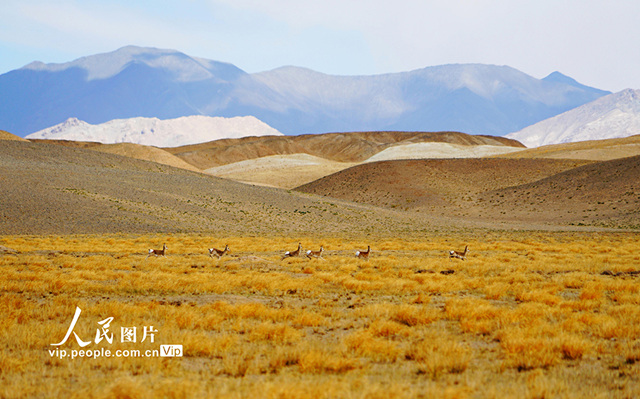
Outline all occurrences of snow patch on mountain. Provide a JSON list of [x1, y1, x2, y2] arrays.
[[26, 115, 282, 147], [506, 89, 640, 147]]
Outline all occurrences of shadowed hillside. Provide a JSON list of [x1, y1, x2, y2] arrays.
[[479, 155, 640, 229], [296, 158, 591, 211], [294, 157, 640, 229]]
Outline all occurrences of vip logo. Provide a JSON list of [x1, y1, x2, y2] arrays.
[[160, 345, 183, 357]]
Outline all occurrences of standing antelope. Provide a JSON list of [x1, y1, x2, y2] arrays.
[[282, 243, 302, 260], [306, 245, 324, 259], [147, 243, 167, 259], [209, 244, 229, 259], [355, 245, 371, 260], [449, 245, 469, 260]]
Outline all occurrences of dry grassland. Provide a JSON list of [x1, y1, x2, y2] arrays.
[[1, 232, 639, 398]]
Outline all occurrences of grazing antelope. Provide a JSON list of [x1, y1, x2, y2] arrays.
[[147, 243, 167, 259], [449, 245, 469, 261], [209, 244, 229, 259], [306, 245, 324, 260], [355, 245, 371, 260], [282, 243, 302, 260]]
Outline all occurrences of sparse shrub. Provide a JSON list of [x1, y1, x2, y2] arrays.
[[344, 330, 401, 363], [298, 348, 360, 374], [408, 338, 471, 378], [559, 333, 591, 360], [392, 304, 440, 327], [249, 321, 303, 344]]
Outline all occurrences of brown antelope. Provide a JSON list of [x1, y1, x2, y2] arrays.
[[355, 245, 370, 260], [147, 243, 167, 259], [282, 243, 302, 260], [449, 245, 469, 260], [209, 244, 229, 259], [306, 245, 324, 260]]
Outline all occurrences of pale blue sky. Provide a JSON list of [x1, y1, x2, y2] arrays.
[[1, 0, 638, 92]]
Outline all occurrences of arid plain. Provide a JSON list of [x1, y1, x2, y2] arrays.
[[1, 130, 640, 398]]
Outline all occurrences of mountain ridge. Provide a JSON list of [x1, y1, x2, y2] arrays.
[[0, 46, 610, 137]]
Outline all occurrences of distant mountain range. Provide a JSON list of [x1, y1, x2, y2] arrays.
[[507, 89, 640, 147], [25, 115, 282, 147], [0, 46, 610, 137]]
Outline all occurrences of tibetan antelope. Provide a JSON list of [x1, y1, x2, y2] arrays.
[[449, 245, 469, 261], [282, 243, 302, 260], [209, 244, 229, 259], [355, 245, 371, 260], [147, 243, 167, 259], [306, 245, 324, 259]]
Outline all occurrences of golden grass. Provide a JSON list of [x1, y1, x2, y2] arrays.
[[0, 231, 639, 398]]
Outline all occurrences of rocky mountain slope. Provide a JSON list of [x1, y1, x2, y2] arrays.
[[507, 89, 640, 147]]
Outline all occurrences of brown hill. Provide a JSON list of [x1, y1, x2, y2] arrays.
[[0, 140, 444, 235], [295, 157, 640, 229], [166, 131, 524, 170], [478, 155, 640, 229], [30, 139, 201, 172], [0, 130, 28, 142], [498, 134, 640, 161], [92, 142, 202, 173], [296, 158, 591, 211], [28, 138, 103, 148]]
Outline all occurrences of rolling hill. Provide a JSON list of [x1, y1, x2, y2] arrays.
[[165, 130, 525, 187], [295, 155, 640, 229], [479, 156, 640, 229], [0, 130, 28, 141], [204, 154, 357, 189], [1, 130, 638, 234], [166, 130, 524, 169], [296, 158, 591, 211], [91, 143, 203, 172], [498, 134, 640, 161], [0, 139, 438, 236]]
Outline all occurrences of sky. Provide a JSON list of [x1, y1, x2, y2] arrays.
[[1, 0, 639, 92]]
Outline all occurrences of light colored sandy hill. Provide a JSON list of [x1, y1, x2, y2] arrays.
[[0, 130, 28, 141], [93, 143, 202, 172], [364, 142, 524, 162], [499, 134, 640, 161], [205, 153, 356, 189]]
